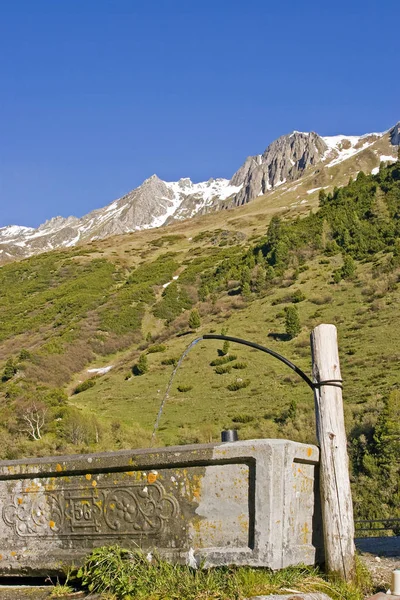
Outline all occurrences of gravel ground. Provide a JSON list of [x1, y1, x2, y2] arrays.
[[356, 537, 400, 592]]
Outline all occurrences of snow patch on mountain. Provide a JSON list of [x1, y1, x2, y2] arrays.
[[0, 225, 35, 237], [380, 154, 397, 163], [322, 132, 384, 167]]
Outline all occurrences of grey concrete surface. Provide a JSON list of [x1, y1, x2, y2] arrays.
[[0, 439, 322, 575]]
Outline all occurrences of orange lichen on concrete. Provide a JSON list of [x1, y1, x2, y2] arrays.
[[85, 473, 92, 480], [301, 522, 310, 544], [55, 464, 63, 472]]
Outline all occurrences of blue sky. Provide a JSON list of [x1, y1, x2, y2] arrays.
[[0, 0, 399, 228]]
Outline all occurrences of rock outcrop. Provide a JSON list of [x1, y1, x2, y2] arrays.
[[229, 132, 328, 206], [390, 122, 400, 146]]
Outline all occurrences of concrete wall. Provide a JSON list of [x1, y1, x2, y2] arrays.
[[0, 439, 323, 576]]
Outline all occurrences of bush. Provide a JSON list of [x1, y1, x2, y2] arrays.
[[284, 305, 301, 339], [161, 357, 178, 366], [227, 378, 250, 391], [333, 255, 357, 283], [188, 309, 201, 330], [232, 361, 247, 370], [147, 344, 167, 353], [153, 282, 193, 322], [310, 294, 332, 305], [73, 378, 97, 395], [177, 384, 193, 392], [1, 358, 18, 382], [220, 339, 230, 356], [18, 349, 31, 361], [291, 289, 306, 303], [210, 354, 237, 366], [215, 365, 232, 374], [232, 413, 254, 423], [133, 353, 148, 376]]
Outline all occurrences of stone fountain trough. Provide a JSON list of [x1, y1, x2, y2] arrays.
[[0, 438, 322, 576]]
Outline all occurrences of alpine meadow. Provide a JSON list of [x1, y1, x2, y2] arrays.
[[0, 150, 399, 528]]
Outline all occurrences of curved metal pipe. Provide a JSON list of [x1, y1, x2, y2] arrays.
[[202, 334, 315, 390]]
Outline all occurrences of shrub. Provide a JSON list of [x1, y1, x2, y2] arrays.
[[133, 353, 148, 376], [221, 339, 230, 356], [2, 358, 18, 382], [227, 378, 250, 391], [291, 289, 306, 303], [73, 378, 97, 395], [147, 344, 167, 354], [210, 354, 237, 366], [284, 305, 301, 339], [161, 357, 178, 366], [188, 309, 201, 330], [232, 413, 254, 423], [153, 282, 193, 322], [310, 294, 332, 305], [241, 281, 252, 300], [18, 349, 31, 361], [215, 365, 232, 374], [177, 384, 193, 392], [60, 408, 101, 445], [333, 255, 357, 283], [232, 361, 247, 370], [342, 255, 356, 279]]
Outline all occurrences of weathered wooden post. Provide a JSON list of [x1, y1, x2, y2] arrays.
[[310, 324, 356, 581]]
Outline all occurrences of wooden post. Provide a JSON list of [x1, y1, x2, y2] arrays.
[[310, 324, 356, 581]]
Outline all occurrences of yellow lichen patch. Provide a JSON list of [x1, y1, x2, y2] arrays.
[[49, 520, 56, 529], [55, 464, 63, 472], [147, 473, 157, 484], [17, 498, 23, 505], [307, 447, 313, 457], [92, 480, 97, 487], [301, 522, 310, 544], [125, 471, 134, 476], [0, 555, 3, 560], [85, 473, 92, 481], [10, 551, 17, 557]]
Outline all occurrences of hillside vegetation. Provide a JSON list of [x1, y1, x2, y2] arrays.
[[0, 159, 399, 525]]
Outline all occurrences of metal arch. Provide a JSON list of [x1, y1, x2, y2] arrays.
[[202, 334, 315, 390]]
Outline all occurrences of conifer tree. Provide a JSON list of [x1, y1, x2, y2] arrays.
[[2, 358, 17, 382], [341, 255, 356, 279], [241, 281, 252, 300], [254, 266, 266, 293], [134, 353, 148, 376], [284, 306, 300, 339], [188, 309, 201, 330]]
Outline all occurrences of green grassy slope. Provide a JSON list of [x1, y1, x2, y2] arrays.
[[0, 159, 399, 523]]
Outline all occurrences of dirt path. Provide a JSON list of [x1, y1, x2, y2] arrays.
[[356, 537, 400, 591]]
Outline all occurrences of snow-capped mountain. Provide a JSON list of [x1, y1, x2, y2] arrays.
[[1, 122, 398, 263], [226, 125, 398, 207]]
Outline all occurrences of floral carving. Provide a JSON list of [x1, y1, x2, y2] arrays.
[[2, 480, 178, 538]]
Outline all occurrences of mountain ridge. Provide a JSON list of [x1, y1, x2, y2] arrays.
[[1, 123, 398, 263]]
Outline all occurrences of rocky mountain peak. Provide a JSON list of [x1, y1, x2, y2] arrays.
[[229, 130, 328, 206], [390, 122, 400, 146]]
